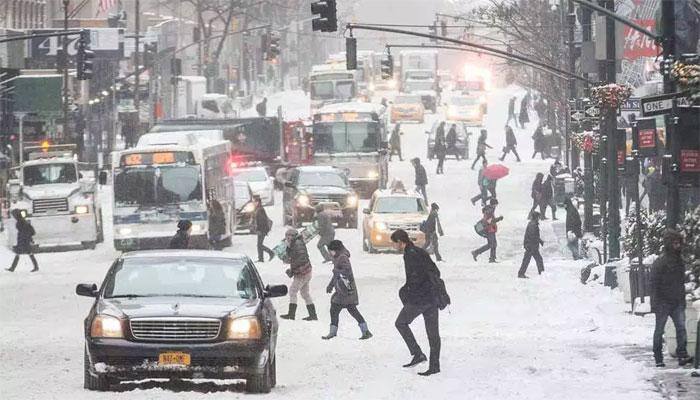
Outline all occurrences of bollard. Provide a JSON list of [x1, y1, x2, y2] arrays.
[[696, 318, 699, 369]]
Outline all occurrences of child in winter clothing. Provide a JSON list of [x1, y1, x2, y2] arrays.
[[472, 199, 503, 263], [322, 240, 372, 340]]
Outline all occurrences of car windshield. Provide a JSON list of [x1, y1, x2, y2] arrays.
[[395, 96, 421, 104], [104, 257, 258, 299], [23, 163, 77, 185], [232, 169, 268, 182], [114, 165, 202, 207], [298, 171, 347, 187], [451, 97, 479, 106], [313, 122, 380, 153], [374, 197, 425, 213]]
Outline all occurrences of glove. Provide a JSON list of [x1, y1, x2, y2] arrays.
[[326, 285, 333, 294], [285, 268, 293, 278]]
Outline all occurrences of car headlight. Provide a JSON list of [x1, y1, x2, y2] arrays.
[[297, 194, 310, 207], [374, 221, 388, 231], [90, 315, 124, 338], [74, 205, 89, 214], [118, 227, 132, 236], [367, 170, 379, 179], [346, 194, 358, 207], [228, 316, 262, 340], [243, 202, 256, 213]]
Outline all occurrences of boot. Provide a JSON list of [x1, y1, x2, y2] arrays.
[[280, 303, 297, 320], [6, 255, 19, 272], [322, 325, 338, 340], [678, 356, 694, 366], [471, 250, 478, 261], [267, 250, 275, 261], [402, 353, 427, 368], [29, 255, 38, 272], [302, 304, 318, 321], [359, 322, 373, 340]]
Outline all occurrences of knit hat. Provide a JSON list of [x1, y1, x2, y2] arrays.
[[431, 202, 439, 210], [328, 240, 344, 251], [177, 220, 192, 231]]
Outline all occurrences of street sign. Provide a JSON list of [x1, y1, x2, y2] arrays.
[[584, 105, 600, 118], [640, 92, 693, 117], [620, 97, 640, 112], [570, 110, 585, 121]]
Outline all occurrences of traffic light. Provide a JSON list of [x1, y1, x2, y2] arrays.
[[380, 54, 393, 80], [311, 0, 337, 32], [268, 34, 281, 61], [346, 37, 357, 70], [76, 30, 94, 81], [261, 32, 270, 61], [429, 23, 437, 43], [143, 43, 158, 69]]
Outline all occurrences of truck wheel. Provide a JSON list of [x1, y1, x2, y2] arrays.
[[245, 357, 272, 393], [84, 348, 110, 391]]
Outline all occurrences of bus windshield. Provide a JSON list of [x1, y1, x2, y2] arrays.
[[311, 81, 334, 99], [114, 165, 203, 207], [313, 122, 380, 153]]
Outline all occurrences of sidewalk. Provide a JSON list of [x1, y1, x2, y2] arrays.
[[619, 345, 700, 399]]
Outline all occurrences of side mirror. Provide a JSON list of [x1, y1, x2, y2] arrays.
[[76, 283, 98, 297], [284, 181, 294, 189], [264, 284, 288, 298], [362, 208, 371, 214], [98, 171, 108, 185]]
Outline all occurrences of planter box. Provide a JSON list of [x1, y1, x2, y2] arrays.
[[665, 300, 700, 358]]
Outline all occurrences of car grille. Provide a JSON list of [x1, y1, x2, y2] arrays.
[[311, 194, 346, 207], [130, 318, 222, 341], [388, 223, 421, 231], [32, 198, 69, 214]]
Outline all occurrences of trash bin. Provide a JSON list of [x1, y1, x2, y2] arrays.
[[629, 263, 652, 314]]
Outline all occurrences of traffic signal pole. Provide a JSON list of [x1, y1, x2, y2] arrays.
[[567, 0, 579, 170], [660, 0, 679, 229], [63, 0, 70, 144]]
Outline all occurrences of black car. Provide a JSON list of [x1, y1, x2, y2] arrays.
[[282, 166, 359, 229], [76, 250, 287, 393]]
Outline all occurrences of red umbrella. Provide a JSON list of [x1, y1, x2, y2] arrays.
[[483, 164, 510, 180]]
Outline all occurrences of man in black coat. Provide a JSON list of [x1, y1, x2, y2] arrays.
[[169, 220, 192, 249], [412, 158, 428, 203], [517, 211, 544, 278], [650, 230, 693, 367], [256, 97, 267, 117], [6, 209, 39, 272], [506, 96, 517, 126], [391, 229, 441, 376], [499, 124, 521, 162], [446, 124, 461, 160], [315, 204, 335, 263], [565, 198, 582, 260], [422, 203, 444, 262], [253, 196, 274, 262]]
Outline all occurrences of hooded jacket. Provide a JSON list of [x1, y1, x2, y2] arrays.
[[169, 230, 190, 249], [523, 219, 543, 250], [650, 233, 687, 308], [286, 233, 312, 276], [414, 161, 428, 186], [328, 249, 359, 305], [565, 201, 582, 238]]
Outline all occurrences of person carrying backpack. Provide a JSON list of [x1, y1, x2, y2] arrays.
[[471, 199, 502, 263]]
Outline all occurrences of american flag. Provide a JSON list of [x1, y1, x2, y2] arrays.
[[98, 0, 118, 15]]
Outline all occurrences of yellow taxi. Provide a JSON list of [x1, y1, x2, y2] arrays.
[[362, 183, 429, 253], [390, 94, 425, 123]]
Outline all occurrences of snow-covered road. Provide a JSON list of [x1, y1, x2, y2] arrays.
[[0, 87, 662, 399]]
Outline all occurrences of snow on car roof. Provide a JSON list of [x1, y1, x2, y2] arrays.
[[374, 189, 421, 198], [317, 102, 384, 115], [121, 250, 249, 261]]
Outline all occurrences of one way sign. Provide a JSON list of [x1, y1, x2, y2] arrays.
[[570, 110, 585, 121], [640, 92, 692, 117]]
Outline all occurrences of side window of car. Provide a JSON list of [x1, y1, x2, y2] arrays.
[[237, 264, 258, 299], [246, 261, 264, 298]]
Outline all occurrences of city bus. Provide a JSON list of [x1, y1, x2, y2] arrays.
[[309, 63, 357, 115], [110, 131, 234, 251]]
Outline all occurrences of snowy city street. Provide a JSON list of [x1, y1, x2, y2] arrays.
[[1, 0, 699, 399], [0, 87, 682, 399]]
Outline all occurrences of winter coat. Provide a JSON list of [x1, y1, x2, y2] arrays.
[[508, 97, 516, 116], [327, 249, 359, 305], [414, 163, 428, 186], [476, 136, 490, 156], [532, 127, 545, 151], [390, 127, 402, 149], [531, 178, 543, 200], [435, 124, 446, 144], [255, 206, 271, 235], [316, 210, 335, 238], [399, 242, 440, 306], [481, 206, 501, 234], [434, 139, 447, 158], [208, 210, 227, 238], [423, 210, 443, 236], [523, 219, 543, 251], [650, 252, 686, 308], [14, 218, 35, 254], [565, 204, 582, 238], [519, 98, 530, 123], [169, 230, 190, 249], [541, 178, 554, 202], [505, 126, 517, 146], [256, 100, 267, 117], [446, 127, 458, 147], [286, 235, 312, 276]]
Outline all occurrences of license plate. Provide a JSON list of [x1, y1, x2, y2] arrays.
[[158, 352, 190, 366]]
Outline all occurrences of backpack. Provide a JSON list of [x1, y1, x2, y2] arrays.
[[424, 255, 450, 310], [474, 220, 487, 237]]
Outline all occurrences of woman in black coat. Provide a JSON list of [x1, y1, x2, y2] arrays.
[[6, 209, 38, 272], [169, 220, 192, 249], [253, 196, 274, 262], [208, 200, 228, 250], [539, 175, 557, 220], [322, 240, 372, 340], [529, 173, 544, 217]]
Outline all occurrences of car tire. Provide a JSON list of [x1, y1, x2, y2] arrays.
[[368, 241, 378, 254], [84, 348, 110, 391], [270, 356, 277, 388], [362, 233, 369, 252], [246, 357, 272, 393]]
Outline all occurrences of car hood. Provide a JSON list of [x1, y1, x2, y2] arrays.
[[299, 186, 352, 196], [23, 183, 80, 199], [99, 296, 259, 319], [373, 213, 426, 224]]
